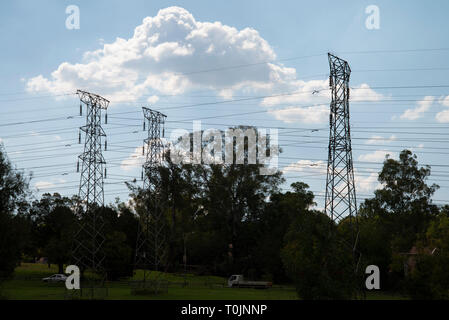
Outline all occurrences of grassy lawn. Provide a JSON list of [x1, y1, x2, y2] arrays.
[[0, 263, 407, 300], [1, 263, 297, 300]]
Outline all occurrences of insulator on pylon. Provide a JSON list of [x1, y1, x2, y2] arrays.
[[162, 127, 165, 137], [105, 140, 107, 151], [78, 131, 81, 144], [80, 103, 82, 116], [105, 112, 108, 124], [141, 169, 143, 180], [142, 145, 145, 155], [76, 160, 79, 173], [143, 121, 146, 131], [104, 168, 107, 178]]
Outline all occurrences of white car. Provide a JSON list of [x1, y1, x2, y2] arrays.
[[42, 274, 67, 283]]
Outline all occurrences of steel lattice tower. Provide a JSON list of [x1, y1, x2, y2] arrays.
[[134, 107, 167, 284], [325, 53, 358, 225], [72, 90, 109, 285]]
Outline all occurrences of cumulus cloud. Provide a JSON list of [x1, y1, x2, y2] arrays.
[[26, 5, 382, 125], [283, 160, 327, 175], [282, 160, 381, 195], [147, 95, 159, 104], [365, 134, 396, 145], [269, 105, 329, 124], [261, 79, 328, 106], [350, 83, 384, 101], [121, 146, 145, 171], [35, 181, 56, 190], [358, 150, 396, 162], [355, 171, 381, 193], [261, 81, 383, 124], [435, 95, 449, 123], [400, 96, 434, 120], [436, 109, 449, 123], [26, 7, 282, 102], [439, 95, 449, 107]]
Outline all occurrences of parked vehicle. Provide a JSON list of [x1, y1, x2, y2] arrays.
[[42, 274, 67, 283], [227, 275, 272, 289]]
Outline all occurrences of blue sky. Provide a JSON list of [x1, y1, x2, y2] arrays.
[[1, 0, 448, 208]]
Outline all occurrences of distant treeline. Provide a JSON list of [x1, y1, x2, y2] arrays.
[[1, 146, 448, 299]]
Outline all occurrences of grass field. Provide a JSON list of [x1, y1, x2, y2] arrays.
[[0, 263, 407, 300]]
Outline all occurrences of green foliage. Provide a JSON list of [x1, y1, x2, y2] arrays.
[[103, 231, 133, 280], [279, 183, 358, 299], [128, 146, 285, 277], [358, 150, 440, 290], [0, 147, 30, 279], [406, 214, 449, 299], [44, 205, 76, 273], [3, 140, 449, 300], [95, 206, 135, 280], [25, 193, 76, 273], [281, 209, 357, 299]]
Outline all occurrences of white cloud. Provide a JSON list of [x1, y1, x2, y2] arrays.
[[365, 134, 396, 145], [261, 79, 328, 106], [26, 7, 283, 101], [410, 143, 425, 152], [400, 96, 434, 120], [147, 95, 159, 104], [269, 105, 329, 124], [355, 171, 380, 193], [121, 146, 145, 171], [261, 81, 383, 124], [261, 81, 384, 107], [439, 95, 449, 107], [283, 161, 381, 195], [358, 150, 396, 162], [35, 181, 55, 190], [350, 83, 384, 101], [435, 95, 449, 122], [283, 160, 327, 175], [436, 109, 449, 123], [26, 5, 383, 121]]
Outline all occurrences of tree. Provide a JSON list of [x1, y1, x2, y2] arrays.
[[43, 205, 76, 274], [406, 214, 449, 299], [0, 146, 30, 279], [26, 193, 76, 272], [359, 150, 439, 289], [281, 206, 357, 299], [103, 231, 133, 280], [98, 206, 134, 280], [197, 159, 283, 275], [253, 182, 315, 282], [128, 128, 284, 276]]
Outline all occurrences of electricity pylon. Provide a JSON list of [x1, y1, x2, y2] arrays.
[[325, 53, 357, 224], [72, 90, 109, 297], [134, 107, 167, 292], [325, 53, 360, 270]]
